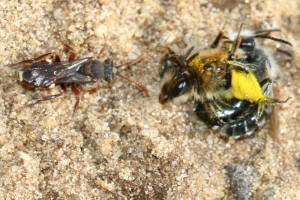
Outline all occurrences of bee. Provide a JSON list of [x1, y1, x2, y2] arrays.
[[13, 43, 149, 111], [159, 27, 291, 137]]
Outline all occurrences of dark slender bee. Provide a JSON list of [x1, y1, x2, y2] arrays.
[[159, 27, 291, 137], [13, 44, 149, 111]]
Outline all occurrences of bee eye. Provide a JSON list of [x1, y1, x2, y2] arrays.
[[160, 70, 194, 104], [171, 76, 188, 97]]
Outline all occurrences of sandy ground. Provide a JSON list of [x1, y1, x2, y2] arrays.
[[0, 0, 300, 199]]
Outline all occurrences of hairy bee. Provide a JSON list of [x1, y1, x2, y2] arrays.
[[159, 27, 291, 137]]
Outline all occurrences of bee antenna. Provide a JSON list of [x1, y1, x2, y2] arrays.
[[114, 54, 144, 69], [186, 52, 199, 63], [179, 56, 188, 67], [252, 29, 292, 46], [221, 21, 227, 30], [211, 22, 228, 48], [113, 54, 148, 96], [97, 35, 107, 58], [182, 46, 198, 65], [254, 29, 281, 35], [155, 45, 175, 55], [184, 46, 199, 63], [254, 35, 292, 46], [276, 47, 293, 58], [115, 73, 149, 96], [184, 47, 195, 58], [171, 54, 188, 69], [229, 23, 244, 60]]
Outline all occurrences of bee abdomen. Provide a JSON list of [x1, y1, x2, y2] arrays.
[[220, 109, 267, 137], [196, 99, 270, 137]]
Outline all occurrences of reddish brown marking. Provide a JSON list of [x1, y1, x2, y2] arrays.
[[113, 54, 148, 96], [85, 88, 98, 94], [115, 54, 144, 69], [63, 43, 77, 61], [154, 46, 176, 57], [97, 36, 107, 58], [71, 85, 81, 112], [116, 73, 149, 96], [51, 53, 61, 62]]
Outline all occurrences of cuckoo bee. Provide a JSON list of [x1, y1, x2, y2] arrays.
[[13, 43, 149, 111]]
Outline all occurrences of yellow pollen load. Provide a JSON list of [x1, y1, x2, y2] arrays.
[[187, 50, 228, 77], [188, 58, 205, 74], [231, 69, 266, 102]]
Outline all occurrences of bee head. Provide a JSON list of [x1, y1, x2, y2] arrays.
[[159, 54, 196, 104], [87, 59, 114, 82], [103, 59, 114, 82]]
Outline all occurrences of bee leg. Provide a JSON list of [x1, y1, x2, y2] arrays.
[[11, 52, 59, 70], [50, 53, 61, 62], [257, 78, 272, 119], [260, 78, 273, 95], [257, 102, 264, 119], [28, 84, 67, 107], [36, 52, 61, 64], [84, 88, 98, 94], [71, 85, 81, 112], [62, 43, 77, 61]]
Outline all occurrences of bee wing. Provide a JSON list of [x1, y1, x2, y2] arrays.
[[22, 58, 91, 87], [59, 72, 96, 84], [54, 58, 91, 81]]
